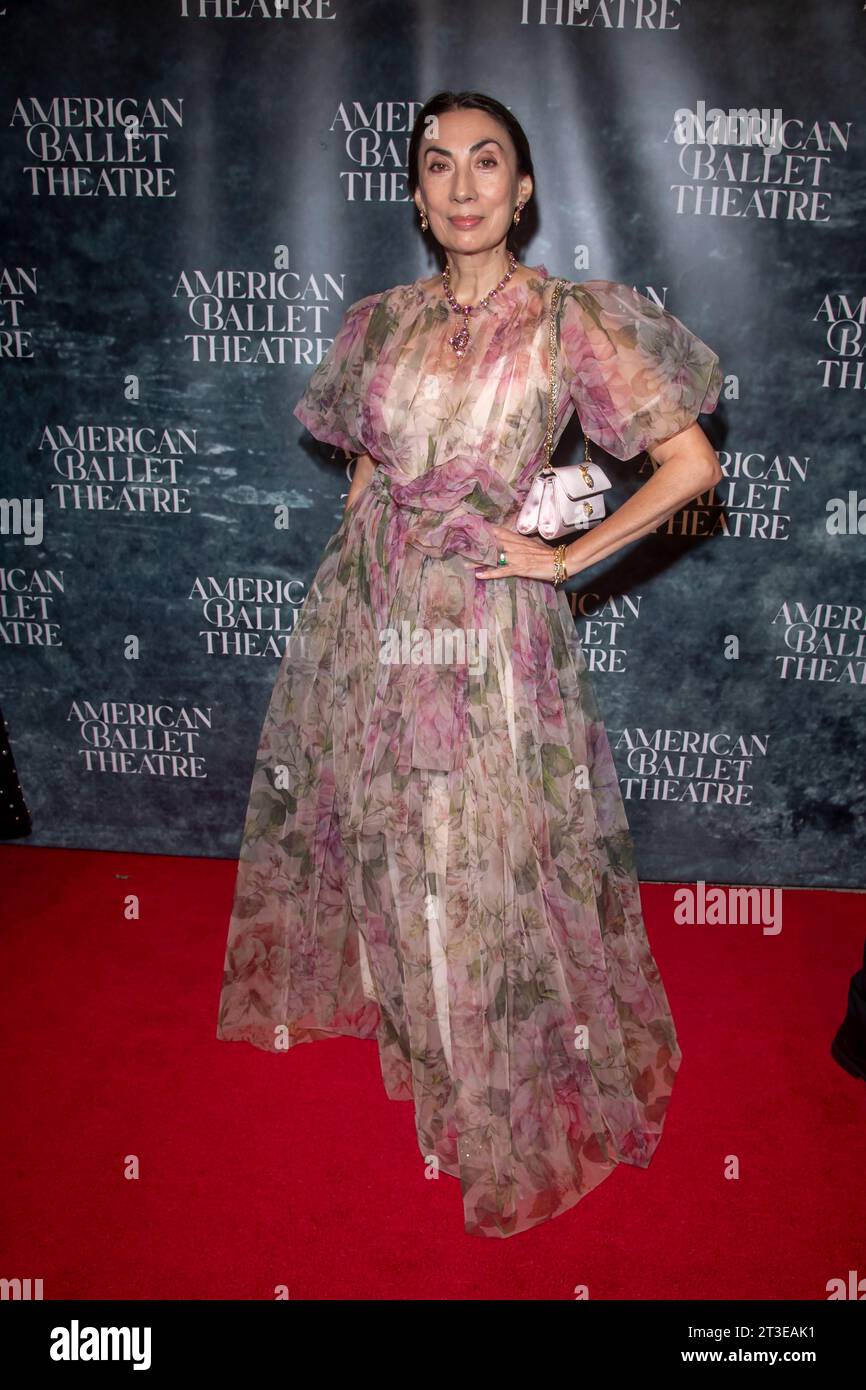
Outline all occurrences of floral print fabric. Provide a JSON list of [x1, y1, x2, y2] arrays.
[[216, 264, 721, 1238]]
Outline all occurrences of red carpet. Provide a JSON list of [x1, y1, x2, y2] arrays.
[[1, 844, 864, 1300]]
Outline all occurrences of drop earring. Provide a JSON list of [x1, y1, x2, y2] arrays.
[[419, 208, 429, 231], [513, 201, 525, 225]]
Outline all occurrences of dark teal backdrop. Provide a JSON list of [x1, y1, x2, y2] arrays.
[[1, 0, 864, 887]]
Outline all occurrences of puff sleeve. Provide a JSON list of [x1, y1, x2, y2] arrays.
[[558, 279, 723, 461], [292, 290, 382, 455]]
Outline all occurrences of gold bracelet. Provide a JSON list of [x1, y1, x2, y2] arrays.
[[552, 543, 568, 587]]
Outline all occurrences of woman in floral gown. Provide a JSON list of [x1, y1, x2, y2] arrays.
[[216, 91, 724, 1239]]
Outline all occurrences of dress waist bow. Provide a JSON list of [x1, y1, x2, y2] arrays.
[[340, 456, 531, 834]]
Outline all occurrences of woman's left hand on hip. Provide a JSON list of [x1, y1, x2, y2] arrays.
[[474, 525, 563, 582]]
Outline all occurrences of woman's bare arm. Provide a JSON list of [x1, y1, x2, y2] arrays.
[[344, 452, 376, 510], [476, 420, 724, 583], [561, 422, 722, 577]]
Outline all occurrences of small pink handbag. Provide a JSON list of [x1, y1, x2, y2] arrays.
[[515, 277, 613, 541]]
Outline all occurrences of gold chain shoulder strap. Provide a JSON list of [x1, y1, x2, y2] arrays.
[[541, 277, 593, 476]]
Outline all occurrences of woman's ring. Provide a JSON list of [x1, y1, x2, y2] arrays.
[[497, 549, 508, 567]]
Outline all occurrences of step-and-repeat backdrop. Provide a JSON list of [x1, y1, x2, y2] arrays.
[[2, 1, 864, 887]]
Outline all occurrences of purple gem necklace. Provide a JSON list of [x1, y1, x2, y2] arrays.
[[442, 251, 519, 359]]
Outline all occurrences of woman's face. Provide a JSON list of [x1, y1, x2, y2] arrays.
[[413, 108, 532, 257]]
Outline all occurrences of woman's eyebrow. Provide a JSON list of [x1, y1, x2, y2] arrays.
[[422, 137, 505, 158]]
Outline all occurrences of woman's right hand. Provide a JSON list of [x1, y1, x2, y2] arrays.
[[345, 452, 376, 510]]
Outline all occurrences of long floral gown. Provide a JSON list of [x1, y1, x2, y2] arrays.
[[216, 263, 723, 1239]]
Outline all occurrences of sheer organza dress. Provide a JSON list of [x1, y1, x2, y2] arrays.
[[216, 263, 722, 1238]]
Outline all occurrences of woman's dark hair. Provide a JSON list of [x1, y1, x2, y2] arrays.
[[407, 91, 537, 253]]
